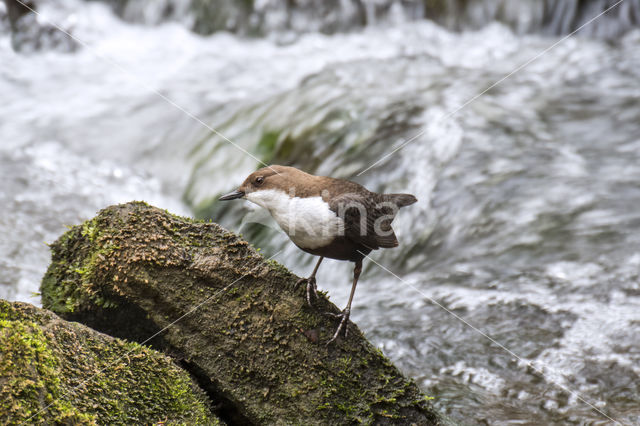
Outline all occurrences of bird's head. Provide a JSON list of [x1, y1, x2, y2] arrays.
[[219, 165, 309, 209]]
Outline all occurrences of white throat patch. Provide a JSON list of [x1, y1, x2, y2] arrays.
[[245, 189, 344, 249]]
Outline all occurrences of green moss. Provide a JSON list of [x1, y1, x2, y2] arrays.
[[41, 233, 119, 314], [0, 316, 94, 423], [0, 300, 219, 425], [42, 202, 207, 314], [81, 217, 99, 241], [265, 257, 292, 275]]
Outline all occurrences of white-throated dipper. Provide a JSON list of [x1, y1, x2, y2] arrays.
[[220, 165, 417, 344]]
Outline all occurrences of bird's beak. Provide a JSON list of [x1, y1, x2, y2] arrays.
[[219, 190, 245, 201]]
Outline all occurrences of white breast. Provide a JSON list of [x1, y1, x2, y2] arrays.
[[245, 189, 344, 249]]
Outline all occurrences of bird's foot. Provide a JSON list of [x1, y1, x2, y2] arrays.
[[294, 276, 318, 307], [325, 308, 350, 345]]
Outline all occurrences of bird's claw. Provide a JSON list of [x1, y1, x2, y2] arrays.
[[293, 277, 305, 290], [294, 276, 318, 307], [326, 308, 350, 345]]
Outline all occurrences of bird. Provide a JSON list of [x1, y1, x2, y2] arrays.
[[219, 165, 417, 344]]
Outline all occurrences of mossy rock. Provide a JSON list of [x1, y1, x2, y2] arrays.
[[0, 300, 220, 425], [41, 201, 448, 425]]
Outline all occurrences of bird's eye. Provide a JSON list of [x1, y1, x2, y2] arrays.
[[255, 176, 264, 185]]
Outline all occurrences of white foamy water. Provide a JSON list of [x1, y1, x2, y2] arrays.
[[1, 1, 639, 423]]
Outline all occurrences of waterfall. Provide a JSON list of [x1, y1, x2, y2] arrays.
[[101, 0, 640, 38]]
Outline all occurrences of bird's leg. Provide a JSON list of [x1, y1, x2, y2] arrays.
[[294, 256, 323, 306], [326, 260, 362, 345]]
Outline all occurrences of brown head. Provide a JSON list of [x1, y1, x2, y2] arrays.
[[219, 165, 315, 201]]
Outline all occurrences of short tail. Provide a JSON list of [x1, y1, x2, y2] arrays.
[[383, 193, 417, 208]]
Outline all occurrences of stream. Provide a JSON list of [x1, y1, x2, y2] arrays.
[[1, 0, 639, 423]]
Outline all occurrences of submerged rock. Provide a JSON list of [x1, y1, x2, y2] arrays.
[[41, 201, 448, 424], [3, 0, 78, 52], [0, 300, 220, 424]]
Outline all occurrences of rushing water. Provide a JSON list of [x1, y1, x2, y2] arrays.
[[2, 0, 640, 424]]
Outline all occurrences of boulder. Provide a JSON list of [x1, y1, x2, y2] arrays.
[[41, 201, 446, 425], [0, 300, 220, 424]]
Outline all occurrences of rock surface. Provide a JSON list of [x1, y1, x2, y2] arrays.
[[41, 201, 447, 425], [0, 299, 220, 425]]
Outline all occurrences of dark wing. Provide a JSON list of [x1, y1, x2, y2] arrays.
[[328, 192, 399, 250]]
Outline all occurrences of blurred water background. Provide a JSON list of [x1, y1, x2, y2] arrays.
[[2, 0, 640, 423]]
